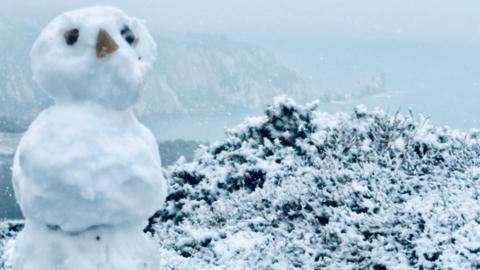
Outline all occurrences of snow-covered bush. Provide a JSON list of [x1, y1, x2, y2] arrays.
[[2, 96, 480, 269], [148, 96, 480, 269], [0, 221, 23, 269]]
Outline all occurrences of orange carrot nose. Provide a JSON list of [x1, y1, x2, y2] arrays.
[[96, 29, 118, 58]]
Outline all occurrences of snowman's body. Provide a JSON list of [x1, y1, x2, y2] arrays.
[[12, 222, 161, 270], [9, 6, 166, 270], [13, 103, 165, 232]]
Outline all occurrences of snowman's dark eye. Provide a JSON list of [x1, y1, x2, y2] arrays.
[[64, 28, 79, 46], [121, 25, 136, 46]]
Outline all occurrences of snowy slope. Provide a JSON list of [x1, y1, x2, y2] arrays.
[[0, 15, 50, 131], [3, 97, 480, 269], [136, 33, 309, 116], [0, 33, 310, 131], [0, 56, 49, 132]]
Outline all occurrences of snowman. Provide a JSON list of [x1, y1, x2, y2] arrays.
[[9, 6, 167, 270]]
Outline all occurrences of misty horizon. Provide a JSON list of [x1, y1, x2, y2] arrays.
[[2, 1, 480, 138]]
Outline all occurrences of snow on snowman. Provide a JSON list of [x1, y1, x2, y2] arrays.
[[8, 6, 167, 270]]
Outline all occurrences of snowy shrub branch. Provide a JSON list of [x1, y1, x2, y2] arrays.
[[149, 96, 480, 269], [2, 96, 480, 269]]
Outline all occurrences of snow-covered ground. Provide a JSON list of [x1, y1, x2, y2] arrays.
[[2, 97, 480, 269]]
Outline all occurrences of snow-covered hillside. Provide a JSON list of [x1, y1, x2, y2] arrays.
[[0, 33, 310, 131], [3, 97, 479, 269], [0, 55, 49, 132], [0, 31, 390, 134], [136, 33, 310, 116]]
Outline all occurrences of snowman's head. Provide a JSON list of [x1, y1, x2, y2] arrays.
[[30, 6, 157, 110]]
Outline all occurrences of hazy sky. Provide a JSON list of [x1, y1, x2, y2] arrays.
[[4, 0, 480, 43], [152, 0, 480, 43], [3, 0, 480, 130]]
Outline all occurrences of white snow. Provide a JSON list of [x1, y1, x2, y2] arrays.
[[7, 223, 161, 270], [30, 6, 157, 111], [13, 104, 166, 232], [8, 6, 166, 270], [147, 98, 480, 269], [2, 97, 480, 268]]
